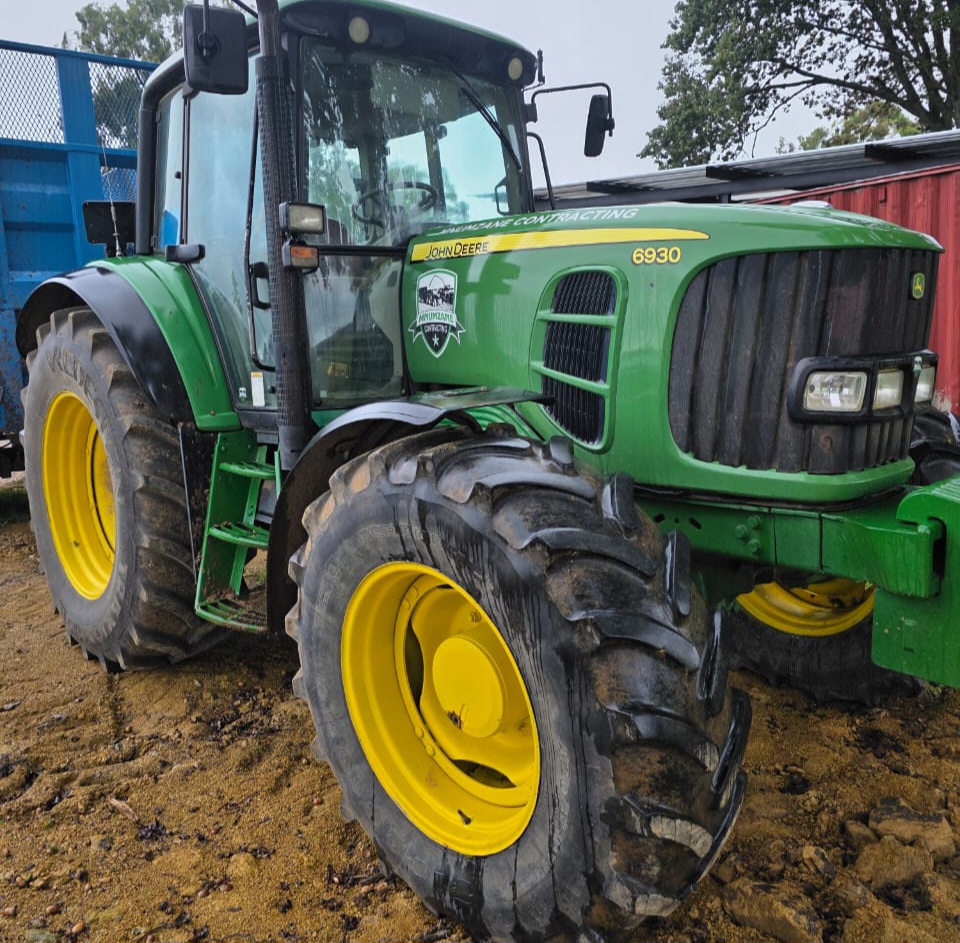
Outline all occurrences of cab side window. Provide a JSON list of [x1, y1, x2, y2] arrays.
[[153, 90, 184, 248], [151, 59, 272, 410]]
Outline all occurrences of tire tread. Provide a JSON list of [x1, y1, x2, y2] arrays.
[[22, 306, 221, 667], [289, 429, 749, 939]]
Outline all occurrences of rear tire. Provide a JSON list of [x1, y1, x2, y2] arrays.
[[288, 429, 750, 941], [23, 307, 223, 669]]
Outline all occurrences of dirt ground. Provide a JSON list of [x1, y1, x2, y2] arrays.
[[0, 480, 958, 943]]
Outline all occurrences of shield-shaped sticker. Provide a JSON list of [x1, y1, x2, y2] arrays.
[[411, 269, 465, 357]]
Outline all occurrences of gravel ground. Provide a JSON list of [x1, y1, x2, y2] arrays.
[[0, 482, 957, 943]]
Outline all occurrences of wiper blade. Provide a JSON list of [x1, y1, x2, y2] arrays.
[[455, 72, 521, 169]]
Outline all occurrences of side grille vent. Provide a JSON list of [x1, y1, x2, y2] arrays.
[[551, 270, 617, 316], [543, 321, 609, 383], [539, 272, 616, 445]]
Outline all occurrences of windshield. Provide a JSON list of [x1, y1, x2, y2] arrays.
[[300, 38, 531, 247]]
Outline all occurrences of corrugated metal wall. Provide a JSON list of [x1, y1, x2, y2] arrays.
[[763, 167, 960, 411]]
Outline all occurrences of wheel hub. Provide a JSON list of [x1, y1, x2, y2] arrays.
[[42, 391, 115, 599], [432, 635, 506, 738], [341, 562, 539, 855], [737, 578, 874, 637]]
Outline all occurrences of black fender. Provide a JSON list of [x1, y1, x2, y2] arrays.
[[911, 404, 960, 484], [17, 266, 193, 424], [265, 390, 548, 631]]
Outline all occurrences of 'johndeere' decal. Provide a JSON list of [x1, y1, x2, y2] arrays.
[[411, 270, 464, 357]]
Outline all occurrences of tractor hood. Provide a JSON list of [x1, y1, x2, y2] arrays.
[[402, 201, 942, 504], [406, 201, 941, 265]]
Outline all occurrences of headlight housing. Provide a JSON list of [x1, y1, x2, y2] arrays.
[[914, 363, 936, 404], [873, 368, 904, 411], [789, 353, 936, 422]]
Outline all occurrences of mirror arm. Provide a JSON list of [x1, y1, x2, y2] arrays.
[[529, 81, 615, 133], [197, 0, 221, 59]]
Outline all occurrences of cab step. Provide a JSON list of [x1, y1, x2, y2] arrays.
[[207, 521, 270, 549], [194, 431, 275, 634], [196, 595, 267, 632], [219, 460, 276, 481]]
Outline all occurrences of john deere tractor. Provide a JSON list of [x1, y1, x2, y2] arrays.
[[17, 0, 960, 939]]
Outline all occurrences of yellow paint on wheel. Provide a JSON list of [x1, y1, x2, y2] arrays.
[[433, 636, 505, 738], [737, 578, 873, 637], [42, 392, 115, 599], [342, 562, 539, 855]]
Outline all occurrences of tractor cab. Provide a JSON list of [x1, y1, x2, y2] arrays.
[[145, 0, 536, 420]]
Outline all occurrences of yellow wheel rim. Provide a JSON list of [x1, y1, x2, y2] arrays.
[[42, 392, 116, 599], [737, 578, 874, 637], [342, 562, 540, 855]]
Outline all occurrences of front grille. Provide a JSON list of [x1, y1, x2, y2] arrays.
[[669, 248, 938, 473], [540, 272, 615, 445]]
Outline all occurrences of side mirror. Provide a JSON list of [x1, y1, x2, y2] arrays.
[[183, 4, 249, 95], [584, 94, 614, 157]]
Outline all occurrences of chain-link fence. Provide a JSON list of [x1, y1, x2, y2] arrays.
[[0, 42, 154, 203], [0, 46, 63, 143], [89, 58, 151, 149], [0, 42, 153, 149]]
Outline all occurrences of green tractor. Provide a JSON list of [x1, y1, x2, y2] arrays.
[[16, 0, 960, 939]]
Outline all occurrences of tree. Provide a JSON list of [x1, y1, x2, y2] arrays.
[[643, 0, 960, 168], [66, 0, 185, 62], [65, 1, 231, 147], [780, 100, 921, 153]]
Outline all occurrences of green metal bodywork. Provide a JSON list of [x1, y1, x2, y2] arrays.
[[62, 0, 958, 685], [96, 257, 239, 431], [639, 491, 941, 599], [402, 204, 938, 502], [872, 479, 960, 686]]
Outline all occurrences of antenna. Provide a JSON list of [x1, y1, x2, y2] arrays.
[[97, 125, 123, 258]]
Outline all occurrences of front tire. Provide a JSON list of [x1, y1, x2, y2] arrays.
[[727, 579, 919, 703], [288, 429, 749, 941], [726, 409, 960, 704], [23, 307, 223, 669]]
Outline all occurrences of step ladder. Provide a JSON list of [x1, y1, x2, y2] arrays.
[[195, 430, 277, 632]]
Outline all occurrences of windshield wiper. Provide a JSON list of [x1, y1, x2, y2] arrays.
[[454, 71, 522, 169]]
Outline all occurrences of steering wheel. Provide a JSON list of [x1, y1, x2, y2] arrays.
[[352, 181, 439, 230]]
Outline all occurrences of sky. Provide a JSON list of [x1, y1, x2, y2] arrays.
[[4, 0, 811, 187]]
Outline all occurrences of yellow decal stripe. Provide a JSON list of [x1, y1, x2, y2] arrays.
[[410, 227, 710, 263]]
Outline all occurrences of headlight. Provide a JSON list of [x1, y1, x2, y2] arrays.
[[873, 368, 904, 410], [790, 352, 935, 422], [803, 371, 867, 413], [915, 364, 936, 404], [279, 202, 326, 235]]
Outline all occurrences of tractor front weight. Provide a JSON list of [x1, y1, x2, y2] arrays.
[[872, 477, 960, 686], [641, 485, 960, 686]]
